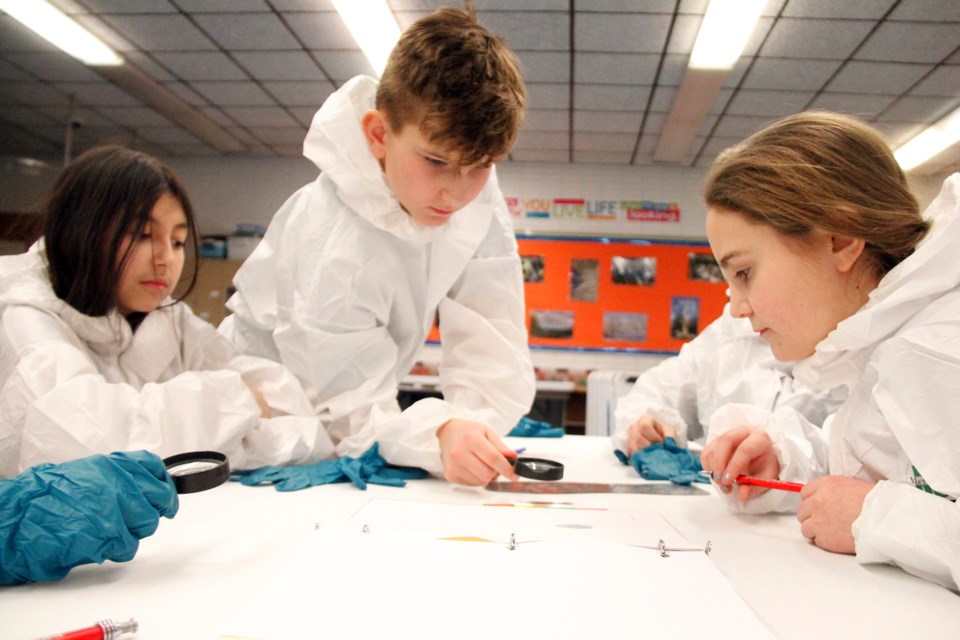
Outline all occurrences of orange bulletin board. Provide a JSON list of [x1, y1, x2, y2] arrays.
[[515, 235, 727, 354]]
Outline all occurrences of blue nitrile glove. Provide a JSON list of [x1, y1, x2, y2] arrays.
[[508, 416, 565, 438], [615, 437, 709, 486], [0, 450, 179, 586], [232, 443, 428, 492]]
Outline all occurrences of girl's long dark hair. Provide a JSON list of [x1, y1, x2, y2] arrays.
[[43, 145, 199, 317]]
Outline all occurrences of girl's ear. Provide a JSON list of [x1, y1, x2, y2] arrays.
[[362, 109, 388, 160], [831, 234, 867, 273]]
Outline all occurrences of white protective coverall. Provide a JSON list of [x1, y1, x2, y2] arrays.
[[611, 304, 846, 451], [0, 244, 335, 477], [708, 174, 960, 591], [219, 76, 535, 475]]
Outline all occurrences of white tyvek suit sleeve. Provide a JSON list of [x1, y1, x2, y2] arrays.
[[1, 306, 332, 476], [853, 482, 960, 591], [706, 403, 830, 514], [612, 320, 727, 452], [850, 332, 960, 590]]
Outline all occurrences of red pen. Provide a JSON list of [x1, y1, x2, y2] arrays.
[[35, 619, 137, 640], [700, 470, 804, 492], [735, 475, 804, 492]]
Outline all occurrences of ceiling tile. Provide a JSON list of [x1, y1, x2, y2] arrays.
[[480, 12, 568, 52], [76, 0, 177, 14], [152, 52, 247, 81], [573, 131, 635, 152], [725, 89, 817, 116], [856, 22, 960, 63], [233, 51, 326, 82], [575, 110, 642, 133], [575, 13, 672, 53], [311, 51, 375, 83], [283, 12, 358, 49], [522, 109, 569, 132], [877, 96, 960, 124], [175, 0, 270, 11], [525, 83, 570, 110], [54, 81, 143, 106], [826, 61, 931, 94], [193, 13, 302, 51], [191, 81, 276, 105], [574, 84, 650, 111], [574, 150, 634, 164], [807, 92, 898, 116], [96, 106, 171, 127], [515, 51, 569, 84], [102, 15, 217, 51], [760, 19, 874, 60], [912, 66, 960, 96], [262, 81, 336, 106], [0, 82, 71, 107], [575, 52, 661, 84], [513, 130, 569, 150], [286, 106, 319, 126], [2, 52, 103, 82], [889, 0, 960, 22], [247, 126, 308, 145], [223, 106, 300, 127], [511, 149, 570, 163], [781, 0, 897, 19], [741, 58, 842, 91]]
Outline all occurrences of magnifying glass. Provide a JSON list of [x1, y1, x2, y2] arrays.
[[162, 451, 231, 494], [513, 456, 564, 481]]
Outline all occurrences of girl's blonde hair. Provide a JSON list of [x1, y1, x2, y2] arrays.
[[703, 111, 929, 277]]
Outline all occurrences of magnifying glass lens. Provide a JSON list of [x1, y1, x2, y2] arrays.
[[162, 451, 231, 493], [167, 459, 223, 476]]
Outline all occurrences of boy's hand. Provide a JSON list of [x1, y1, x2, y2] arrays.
[[797, 476, 875, 554], [437, 419, 520, 486], [700, 425, 779, 502], [625, 415, 677, 454]]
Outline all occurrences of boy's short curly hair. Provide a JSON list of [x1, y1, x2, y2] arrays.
[[376, 3, 526, 166]]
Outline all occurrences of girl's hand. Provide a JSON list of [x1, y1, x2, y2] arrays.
[[700, 426, 779, 502], [625, 415, 678, 454], [797, 476, 875, 554]]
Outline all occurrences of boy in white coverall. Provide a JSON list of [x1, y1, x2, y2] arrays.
[[220, 4, 534, 486]]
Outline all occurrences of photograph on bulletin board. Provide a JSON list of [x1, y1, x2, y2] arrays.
[[517, 235, 728, 354], [569, 259, 598, 301], [688, 252, 724, 282], [521, 254, 544, 283]]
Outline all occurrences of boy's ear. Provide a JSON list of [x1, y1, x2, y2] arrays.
[[831, 234, 867, 273], [362, 109, 388, 160]]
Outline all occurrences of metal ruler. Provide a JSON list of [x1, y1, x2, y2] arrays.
[[486, 481, 708, 495]]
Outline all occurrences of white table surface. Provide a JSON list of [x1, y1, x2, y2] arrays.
[[3, 436, 958, 639]]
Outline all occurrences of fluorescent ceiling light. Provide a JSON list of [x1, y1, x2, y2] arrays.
[[0, 0, 122, 66], [689, 0, 765, 70], [332, 0, 400, 77], [894, 106, 960, 171]]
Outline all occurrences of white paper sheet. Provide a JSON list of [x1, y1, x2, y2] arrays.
[[220, 500, 773, 640]]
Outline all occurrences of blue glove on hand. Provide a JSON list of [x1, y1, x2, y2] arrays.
[[232, 443, 428, 492], [508, 416, 565, 438], [0, 450, 179, 586], [615, 437, 709, 486]]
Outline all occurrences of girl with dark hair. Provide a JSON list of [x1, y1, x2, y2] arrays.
[[0, 145, 333, 477]]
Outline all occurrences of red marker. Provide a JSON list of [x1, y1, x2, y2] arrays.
[[701, 470, 804, 492], [35, 619, 137, 640], [735, 475, 803, 492]]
